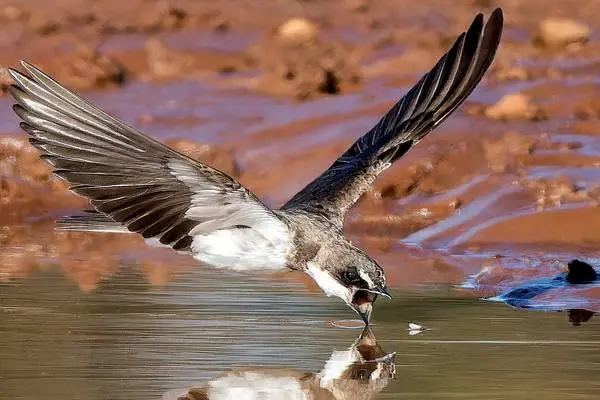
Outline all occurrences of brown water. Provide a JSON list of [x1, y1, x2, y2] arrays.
[[1, 265, 599, 400]]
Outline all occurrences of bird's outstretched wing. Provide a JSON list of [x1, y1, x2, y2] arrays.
[[8, 61, 289, 252], [282, 9, 503, 228]]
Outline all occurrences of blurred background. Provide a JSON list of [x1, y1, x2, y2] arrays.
[[0, 1, 600, 399]]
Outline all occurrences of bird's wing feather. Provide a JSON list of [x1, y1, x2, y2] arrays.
[[9, 61, 289, 252], [282, 9, 503, 227], [56, 210, 129, 233]]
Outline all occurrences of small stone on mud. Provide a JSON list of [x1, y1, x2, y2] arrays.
[[483, 132, 536, 174], [484, 93, 543, 121], [346, 0, 369, 12], [566, 259, 597, 284], [249, 27, 361, 99], [495, 66, 529, 82], [63, 43, 126, 89], [138, 3, 187, 32], [29, 15, 60, 35], [145, 38, 193, 77], [277, 17, 319, 44], [535, 19, 591, 48], [521, 177, 588, 209], [1, 5, 28, 21], [448, 198, 462, 210]]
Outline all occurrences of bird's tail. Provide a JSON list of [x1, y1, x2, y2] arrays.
[[56, 210, 131, 233]]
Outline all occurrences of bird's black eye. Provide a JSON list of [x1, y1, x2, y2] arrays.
[[344, 269, 360, 283]]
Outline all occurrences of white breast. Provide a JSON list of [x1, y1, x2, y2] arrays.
[[208, 372, 307, 400], [191, 226, 292, 272]]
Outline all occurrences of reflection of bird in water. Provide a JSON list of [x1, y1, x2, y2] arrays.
[[163, 327, 395, 400], [6, 9, 503, 322], [568, 309, 595, 326], [491, 259, 598, 326]]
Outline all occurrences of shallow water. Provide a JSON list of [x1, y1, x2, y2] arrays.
[[1, 265, 599, 400]]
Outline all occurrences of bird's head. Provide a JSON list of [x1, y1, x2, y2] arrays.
[[305, 242, 391, 324]]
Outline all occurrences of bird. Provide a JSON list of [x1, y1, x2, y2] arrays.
[[7, 8, 503, 324], [163, 326, 395, 400]]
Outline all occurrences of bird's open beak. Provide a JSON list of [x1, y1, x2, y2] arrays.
[[378, 286, 392, 299], [351, 301, 373, 325], [366, 286, 392, 300]]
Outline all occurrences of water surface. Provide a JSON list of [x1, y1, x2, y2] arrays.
[[1, 266, 599, 400]]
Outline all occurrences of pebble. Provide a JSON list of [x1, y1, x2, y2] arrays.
[[484, 93, 540, 120], [536, 18, 591, 48], [277, 17, 318, 44]]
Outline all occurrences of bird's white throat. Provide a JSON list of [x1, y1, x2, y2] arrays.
[[306, 262, 352, 303]]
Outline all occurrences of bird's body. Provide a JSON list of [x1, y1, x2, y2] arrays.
[[7, 9, 504, 323]]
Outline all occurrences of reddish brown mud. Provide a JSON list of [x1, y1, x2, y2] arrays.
[[1, 0, 600, 312]]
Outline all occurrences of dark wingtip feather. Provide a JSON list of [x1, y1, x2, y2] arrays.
[[472, 12, 484, 30], [490, 8, 504, 24], [282, 9, 504, 219], [485, 8, 504, 54], [373, 8, 503, 149]]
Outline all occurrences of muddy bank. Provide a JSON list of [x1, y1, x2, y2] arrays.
[[2, 0, 600, 97], [1, 0, 600, 312]]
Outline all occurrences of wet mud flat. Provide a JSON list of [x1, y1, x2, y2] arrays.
[[1, 0, 600, 317]]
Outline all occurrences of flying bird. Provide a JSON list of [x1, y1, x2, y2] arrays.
[[7, 9, 503, 324]]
